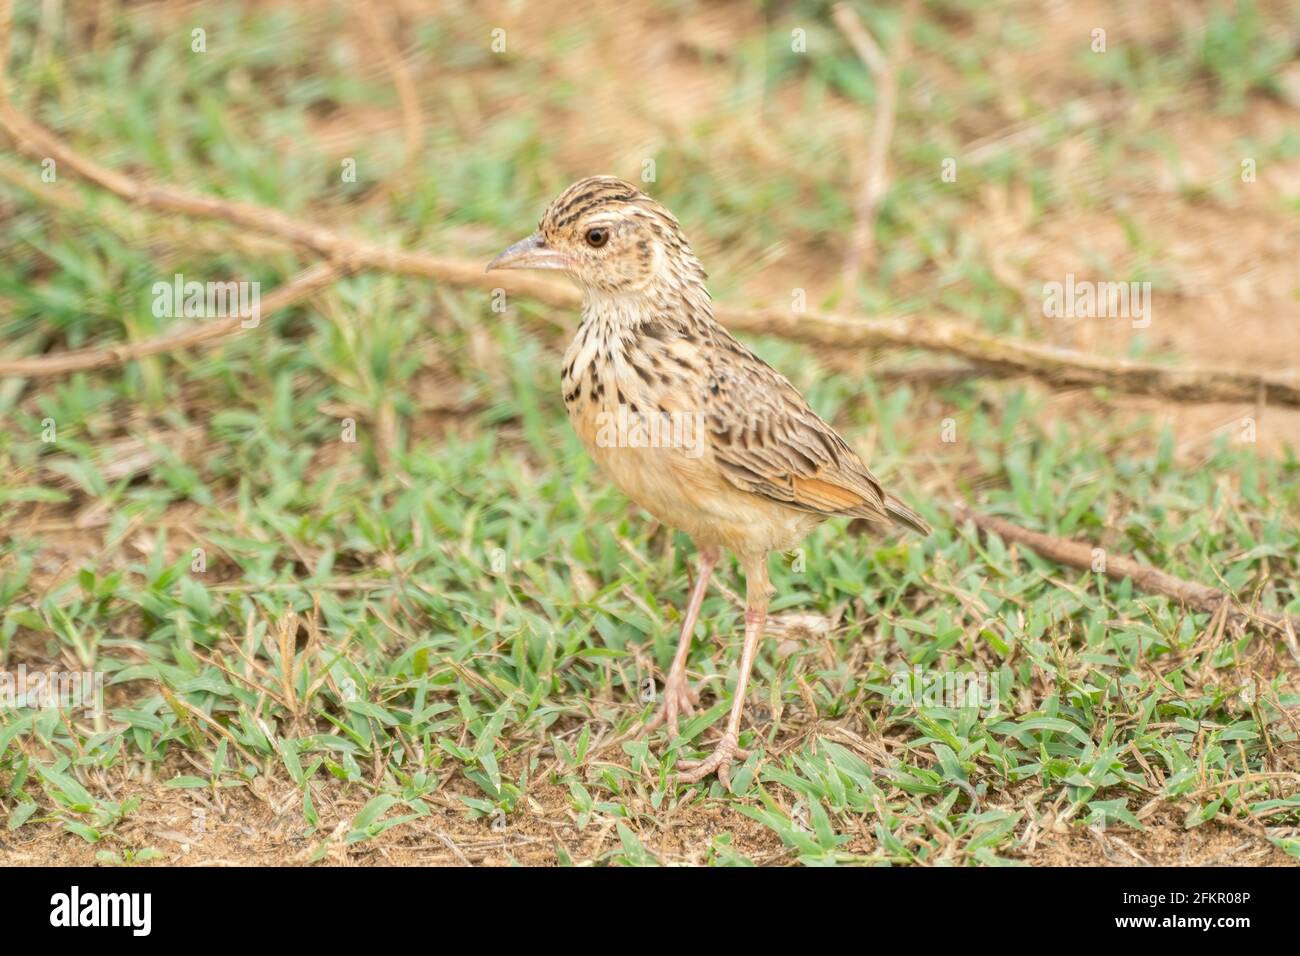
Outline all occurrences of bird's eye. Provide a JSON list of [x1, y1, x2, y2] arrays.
[[584, 227, 609, 248]]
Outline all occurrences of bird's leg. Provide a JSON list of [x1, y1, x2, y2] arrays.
[[676, 555, 769, 789], [642, 544, 721, 739]]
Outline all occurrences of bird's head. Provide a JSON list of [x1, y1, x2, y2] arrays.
[[486, 176, 706, 298]]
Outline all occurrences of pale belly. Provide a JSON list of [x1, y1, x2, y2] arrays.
[[559, 307, 823, 557], [570, 405, 823, 557]]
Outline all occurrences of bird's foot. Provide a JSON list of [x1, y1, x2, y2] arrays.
[[675, 731, 750, 790], [641, 673, 700, 739]]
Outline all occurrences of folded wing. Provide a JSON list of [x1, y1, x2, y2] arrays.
[[700, 329, 896, 525]]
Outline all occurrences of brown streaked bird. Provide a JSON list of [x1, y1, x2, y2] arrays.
[[487, 176, 930, 787]]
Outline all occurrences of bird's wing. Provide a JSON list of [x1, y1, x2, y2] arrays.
[[699, 328, 891, 522]]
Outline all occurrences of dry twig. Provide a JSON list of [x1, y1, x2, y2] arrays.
[[2, 102, 1299, 411], [354, 4, 423, 197], [952, 504, 1300, 637], [0, 0, 11, 102], [0, 261, 346, 375], [833, 0, 918, 290]]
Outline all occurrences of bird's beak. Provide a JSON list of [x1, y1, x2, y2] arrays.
[[485, 234, 571, 272]]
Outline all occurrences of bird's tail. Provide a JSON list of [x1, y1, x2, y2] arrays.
[[884, 496, 931, 536]]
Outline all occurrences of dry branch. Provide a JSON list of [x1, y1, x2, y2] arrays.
[[952, 504, 1300, 637], [0, 262, 345, 375], [834, 0, 918, 289], [2, 102, 1299, 411], [831, 3, 886, 78], [0, 0, 11, 102], [354, 4, 423, 199], [713, 306, 1300, 408]]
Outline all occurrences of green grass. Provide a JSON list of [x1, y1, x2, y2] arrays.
[[1, 0, 1298, 865]]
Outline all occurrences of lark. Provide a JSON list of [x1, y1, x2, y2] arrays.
[[488, 176, 930, 786]]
